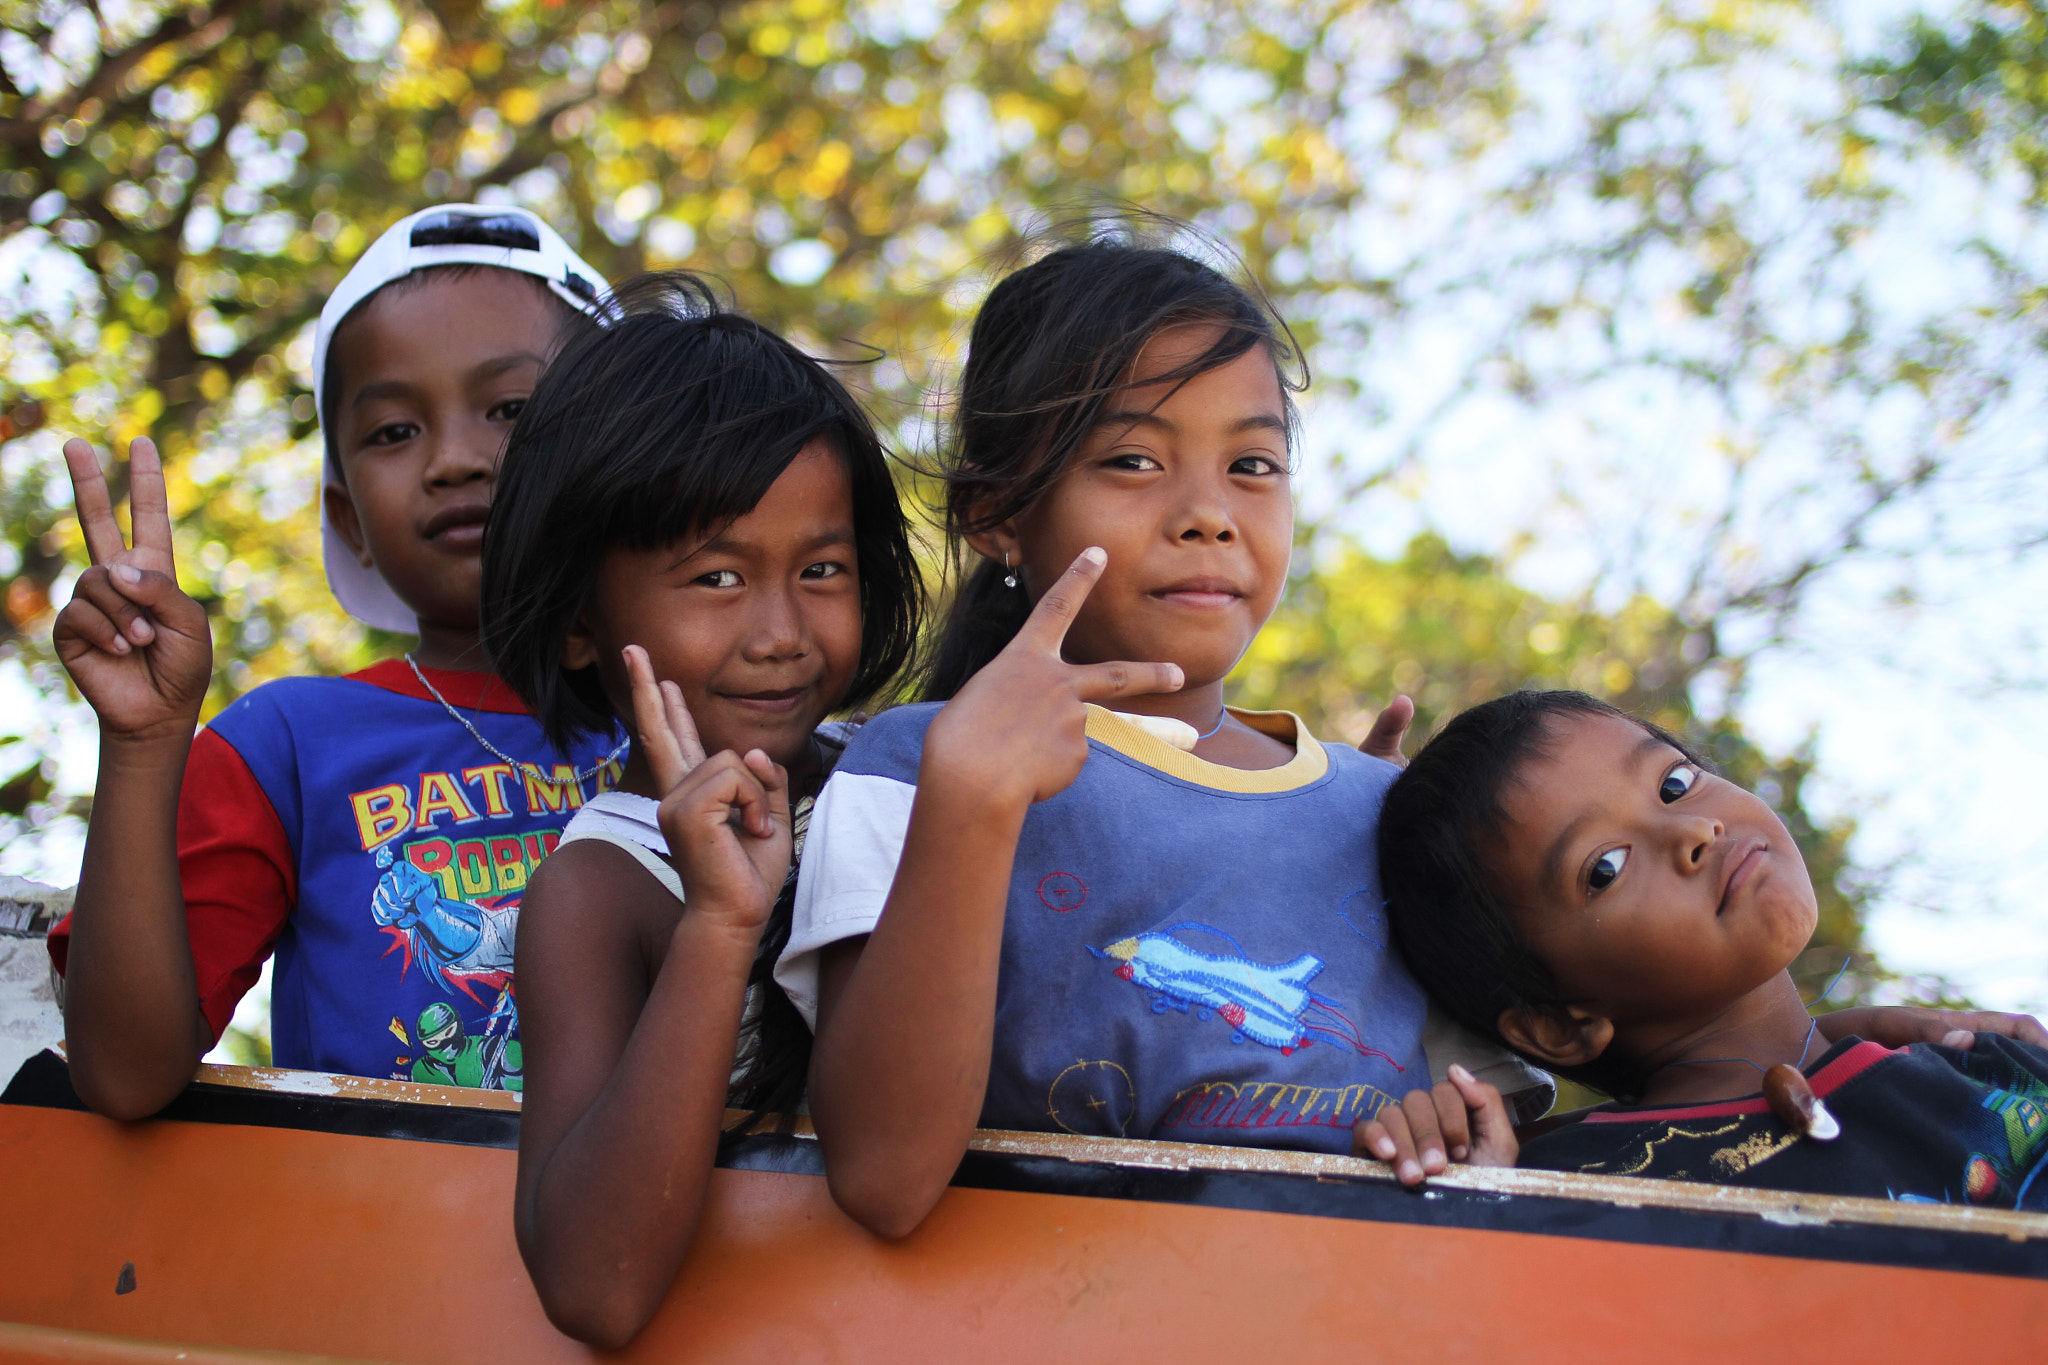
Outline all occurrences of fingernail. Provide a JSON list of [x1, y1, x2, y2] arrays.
[[1167, 665, 1185, 688], [1451, 1145, 1469, 1161], [110, 637, 129, 654], [1943, 1029, 1973, 1049], [1081, 546, 1106, 567], [112, 564, 140, 585], [1423, 1147, 1443, 1170], [1449, 1063, 1474, 1084], [1373, 1136, 1395, 1158], [128, 620, 153, 642], [1397, 1160, 1421, 1183]]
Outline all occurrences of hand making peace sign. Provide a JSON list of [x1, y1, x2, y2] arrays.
[[623, 644, 791, 939], [52, 437, 213, 746], [923, 547, 1186, 811]]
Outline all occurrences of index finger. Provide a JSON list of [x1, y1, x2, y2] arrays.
[[62, 438, 126, 565], [625, 646, 692, 793], [1012, 546, 1107, 652], [125, 437, 175, 563]]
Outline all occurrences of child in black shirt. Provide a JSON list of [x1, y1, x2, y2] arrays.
[[1375, 688, 2048, 1206]]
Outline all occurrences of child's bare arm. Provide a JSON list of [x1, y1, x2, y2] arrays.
[[1816, 1006, 2048, 1052], [807, 549, 1183, 1239], [512, 843, 758, 1348], [513, 649, 789, 1350], [805, 776, 1029, 1240], [54, 437, 217, 1119], [1353, 1064, 1518, 1186]]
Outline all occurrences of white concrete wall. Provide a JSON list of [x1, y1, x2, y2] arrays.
[[0, 878, 69, 1086]]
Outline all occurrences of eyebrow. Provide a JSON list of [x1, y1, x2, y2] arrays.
[[1091, 410, 1288, 438], [469, 352, 545, 383], [1534, 730, 1675, 898], [348, 352, 545, 409], [668, 527, 855, 572]]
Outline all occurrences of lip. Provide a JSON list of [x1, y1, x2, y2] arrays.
[[1151, 576, 1244, 610], [718, 686, 808, 716], [422, 503, 491, 546], [1716, 837, 1769, 915]]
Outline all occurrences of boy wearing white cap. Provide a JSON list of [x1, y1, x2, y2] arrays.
[[49, 207, 623, 1118]]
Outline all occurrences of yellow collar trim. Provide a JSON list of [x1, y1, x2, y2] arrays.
[[1083, 705, 1330, 794]]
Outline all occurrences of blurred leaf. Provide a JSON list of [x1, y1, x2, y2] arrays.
[[0, 758, 51, 816]]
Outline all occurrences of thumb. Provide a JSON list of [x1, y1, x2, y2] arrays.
[[108, 563, 174, 606], [108, 564, 207, 635], [1448, 1064, 1516, 1163], [743, 749, 791, 834], [1359, 695, 1414, 768]]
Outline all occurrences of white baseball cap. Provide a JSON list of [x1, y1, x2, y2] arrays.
[[314, 204, 607, 633]]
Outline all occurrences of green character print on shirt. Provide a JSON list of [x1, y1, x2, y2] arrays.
[[409, 1000, 523, 1092]]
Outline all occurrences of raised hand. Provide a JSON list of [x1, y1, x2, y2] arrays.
[[1358, 694, 1414, 769], [52, 437, 212, 745], [923, 547, 1185, 810], [623, 644, 790, 937], [1353, 1064, 1519, 1186]]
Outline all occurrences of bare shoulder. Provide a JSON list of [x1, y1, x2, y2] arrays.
[[523, 839, 683, 959]]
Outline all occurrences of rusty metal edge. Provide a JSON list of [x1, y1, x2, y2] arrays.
[[175, 1060, 2048, 1245]]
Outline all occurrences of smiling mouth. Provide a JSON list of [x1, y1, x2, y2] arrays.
[[1152, 578, 1243, 610], [721, 687, 808, 714], [1717, 838, 1768, 915]]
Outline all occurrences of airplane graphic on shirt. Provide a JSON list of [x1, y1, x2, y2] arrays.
[[1094, 923, 1401, 1067]]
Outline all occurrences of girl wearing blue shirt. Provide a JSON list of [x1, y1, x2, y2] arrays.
[[786, 228, 1535, 1238]]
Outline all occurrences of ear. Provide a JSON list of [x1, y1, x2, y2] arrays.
[[323, 481, 374, 569], [1498, 1005, 1615, 1071], [962, 521, 1021, 575], [561, 613, 600, 672]]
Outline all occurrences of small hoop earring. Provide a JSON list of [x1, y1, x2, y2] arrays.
[[1002, 551, 1019, 590]]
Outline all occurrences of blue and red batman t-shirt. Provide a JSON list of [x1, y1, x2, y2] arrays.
[[49, 661, 622, 1089]]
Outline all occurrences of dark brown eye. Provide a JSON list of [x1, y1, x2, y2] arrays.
[[1589, 848, 1627, 891], [1661, 765, 1699, 803]]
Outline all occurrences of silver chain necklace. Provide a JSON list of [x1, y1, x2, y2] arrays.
[[404, 653, 628, 785]]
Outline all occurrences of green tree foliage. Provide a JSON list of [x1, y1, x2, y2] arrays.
[[0, 0, 1537, 850], [1866, 0, 2048, 206]]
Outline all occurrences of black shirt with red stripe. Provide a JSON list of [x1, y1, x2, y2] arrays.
[[1519, 1034, 2048, 1208]]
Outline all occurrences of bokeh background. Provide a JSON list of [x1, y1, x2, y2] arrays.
[[2, 0, 2045, 1066]]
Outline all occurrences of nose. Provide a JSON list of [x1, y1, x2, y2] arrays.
[[421, 412, 498, 490], [1171, 469, 1236, 544], [741, 579, 809, 664], [1673, 812, 1725, 874]]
